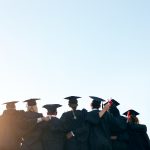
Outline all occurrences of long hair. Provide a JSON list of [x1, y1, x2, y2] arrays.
[[128, 115, 139, 124], [27, 105, 38, 113]]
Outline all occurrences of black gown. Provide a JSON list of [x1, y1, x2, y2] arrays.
[[127, 123, 150, 150], [109, 106, 129, 150], [0, 109, 37, 150], [42, 116, 65, 150], [60, 109, 89, 150], [86, 109, 125, 150], [21, 111, 44, 150]]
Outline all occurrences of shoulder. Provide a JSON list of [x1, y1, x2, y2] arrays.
[[61, 111, 72, 116], [61, 111, 72, 119], [38, 113, 43, 117], [17, 110, 25, 114], [51, 117, 60, 122], [128, 123, 147, 132], [87, 110, 100, 118], [81, 108, 88, 116], [24, 111, 43, 118]]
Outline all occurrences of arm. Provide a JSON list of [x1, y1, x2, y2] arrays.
[[99, 103, 111, 118], [127, 123, 147, 133]]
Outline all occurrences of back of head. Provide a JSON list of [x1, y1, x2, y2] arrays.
[[43, 104, 62, 116], [6, 104, 16, 110], [24, 98, 40, 113], [91, 100, 101, 109], [3, 101, 18, 110], [128, 115, 139, 124], [109, 105, 120, 117], [64, 96, 81, 110], [27, 105, 38, 113], [123, 109, 140, 124], [90, 96, 105, 109]]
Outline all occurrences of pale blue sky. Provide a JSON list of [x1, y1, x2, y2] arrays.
[[0, 0, 150, 135]]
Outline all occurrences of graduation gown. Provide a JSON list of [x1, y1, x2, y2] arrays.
[[21, 111, 44, 150], [86, 109, 113, 150], [0, 109, 37, 150], [110, 116, 129, 150], [86, 109, 125, 150], [127, 123, 150, 150], [42, 117, 65, 150], [60, 109, 89, 150], [109, 107, 129, 150]]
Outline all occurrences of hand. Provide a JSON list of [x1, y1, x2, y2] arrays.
[[99, 103, 111, 118], [103, 103, 111, 111], [42, 116, 50, 121], [110, 136, 117, 140], [66, 132, 74, 139]]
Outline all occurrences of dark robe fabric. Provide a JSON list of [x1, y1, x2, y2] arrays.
[[86, 109, 112, 150], [60, 109, 89, 150], [86, 109, 125, 150], [127, 123, 150, 150], [109, 106, 129, 150], [0, 109, 37, 150], [21, 111, 44, 150], [42, 117, 65, 150]]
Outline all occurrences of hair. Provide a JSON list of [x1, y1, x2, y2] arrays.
[[6, 104, 16, 110], [27, 105, 38, 113], [47, 111, 57, 116], [91, 101, 101, 109], [68, 103, 78, 110], [109, 106, 120, 117], [128, 115, 139, 124]]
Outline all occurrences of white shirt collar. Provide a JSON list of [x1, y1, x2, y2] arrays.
[[92, 108, 99, 110]]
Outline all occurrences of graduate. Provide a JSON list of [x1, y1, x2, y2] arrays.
[[42, 104, 65, 150], [105, 99, 128, 150], [123, 109, 150, 150], [0, 101, 23, 150], [105, 99, 120, 117], [21, 98, 45, 150], [0, 101, 43, 150], [86, 96, 125, 150], [60, 96, 89, 150], [86, 96, 113, 150]]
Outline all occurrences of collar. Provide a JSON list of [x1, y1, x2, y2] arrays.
[[48, 115, 56, 118], [92, 108, 99, 110]]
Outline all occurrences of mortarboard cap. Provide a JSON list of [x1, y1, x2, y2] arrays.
[[89, 96, 105, 103], [103, 99, 120, 107], [24, 98, 40, 106], [64, 96, 81, 104], [3, 101, 18, 108], [43, 104, 62, 113], [123, 109, 139, 116], [90, 96, 105, 108], [111, 99, 120, 106]]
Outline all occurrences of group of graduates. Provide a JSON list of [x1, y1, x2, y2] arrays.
[[0, 96, 150, 150]]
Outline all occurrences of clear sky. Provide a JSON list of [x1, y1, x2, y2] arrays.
[[0, 0, 150, 135]]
